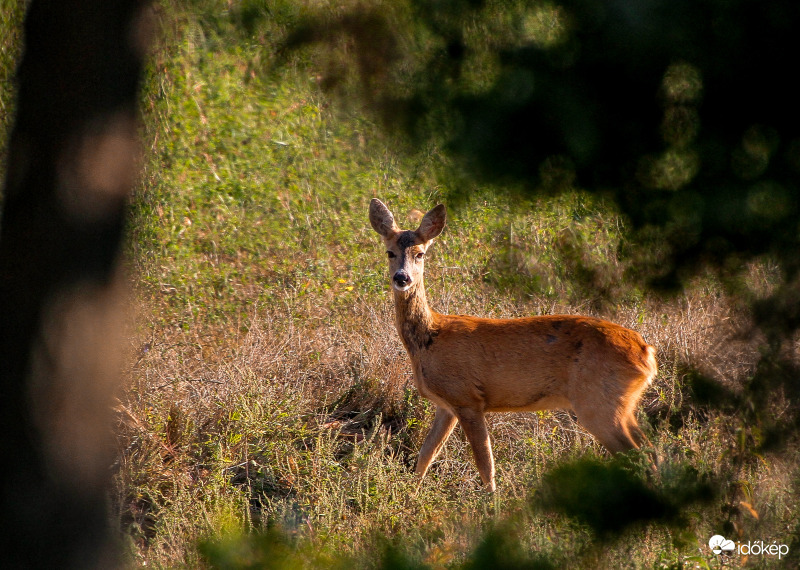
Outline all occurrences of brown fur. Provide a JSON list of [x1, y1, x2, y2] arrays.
[[369, 199, 657, 491]]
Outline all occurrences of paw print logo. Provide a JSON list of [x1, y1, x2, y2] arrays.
[[709, 535, 736, 555]]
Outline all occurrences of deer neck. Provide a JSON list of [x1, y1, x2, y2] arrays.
[[393, 278, 437, 354]]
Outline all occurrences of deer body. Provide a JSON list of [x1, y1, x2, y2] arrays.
[[370, 199, 657, 491]]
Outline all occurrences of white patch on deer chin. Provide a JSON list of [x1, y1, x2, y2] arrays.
[[393, 283, 412, 292]]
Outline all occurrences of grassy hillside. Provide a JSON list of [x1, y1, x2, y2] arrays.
[[4, 1, 797, 568]]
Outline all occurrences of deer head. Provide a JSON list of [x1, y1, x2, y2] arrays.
[[369, 199, 446, 293]]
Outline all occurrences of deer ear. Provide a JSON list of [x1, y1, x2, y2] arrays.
[[416, 204, 446, 242], [369, 198, 398, 237]]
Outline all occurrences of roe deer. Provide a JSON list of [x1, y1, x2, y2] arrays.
[[369, 199, 657, 491]]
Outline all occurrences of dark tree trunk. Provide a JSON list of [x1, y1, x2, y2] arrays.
[[0, 1, 151, 567]]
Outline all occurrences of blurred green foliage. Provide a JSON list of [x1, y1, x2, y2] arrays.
[[278, 0, 800, 326]]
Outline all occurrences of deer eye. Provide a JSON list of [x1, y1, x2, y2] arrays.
[[415, 252, 425, 260], [387, 251, 396, 259]]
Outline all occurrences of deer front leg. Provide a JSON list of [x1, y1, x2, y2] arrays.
[[454, 407, 496, 492], [415, 406, 457, 481]]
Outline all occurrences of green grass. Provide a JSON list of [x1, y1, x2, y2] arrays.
[[3, 1, 798, 568], [0, 1, 25, 165]]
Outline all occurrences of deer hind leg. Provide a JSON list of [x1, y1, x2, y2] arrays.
[[622, 398, 660, 469], [453, 407, 496, 492], [572, 401, 642, 454], [574, 383, 656, 457], [415, 406, 458, 481], [624, 411, 649, 448]]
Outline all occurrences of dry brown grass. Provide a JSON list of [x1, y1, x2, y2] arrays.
[[114, 254, 796, 567]]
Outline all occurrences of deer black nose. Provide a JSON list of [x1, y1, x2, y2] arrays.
[[393, 271, 411, 287]]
